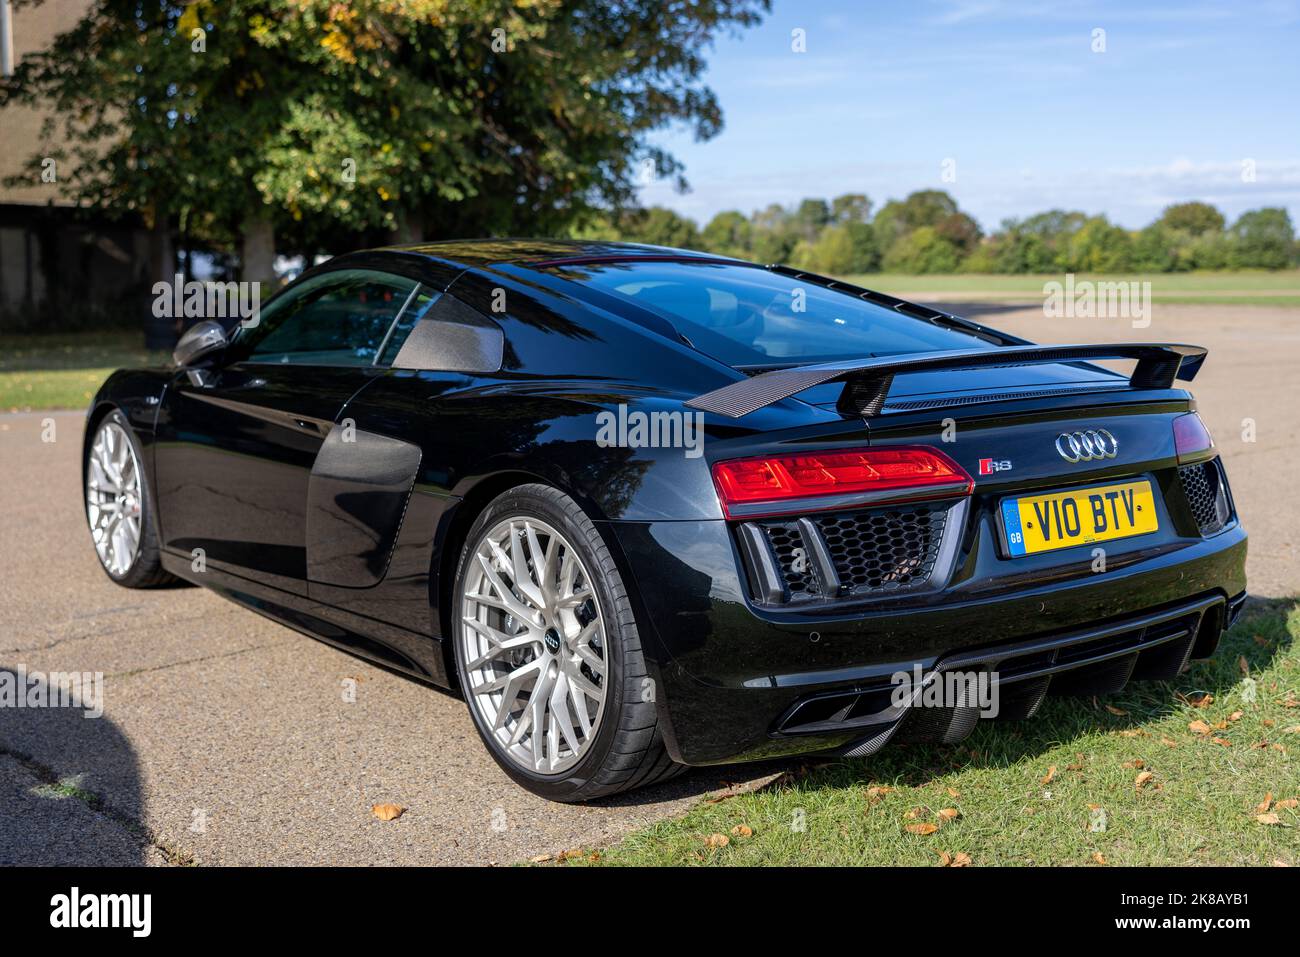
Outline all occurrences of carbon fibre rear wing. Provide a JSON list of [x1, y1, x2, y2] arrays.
[[684, 343, 1208, 419]]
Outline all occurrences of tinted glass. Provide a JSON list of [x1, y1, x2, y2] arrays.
[[553, 261, 990, 365], [239, 269, 418, 366], [377, 287, 438, 366]]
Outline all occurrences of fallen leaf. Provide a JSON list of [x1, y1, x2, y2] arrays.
[[1105, 704, 1129, 716], [1239, 656, 1250, 676], [1188, 693, 1214, 709], [587, 851, 602, 863], [1230, 710, 1244, 722], [529, 854, 552, 864], [556, 849, 584, 861], [865, 785, 894, 803], [1135, 771, 1155, 791], [1256, 812, 1282, 826], [1255, 793, 1274, 814], [704, 833, 730, 849], [1283, 697, 1298, 709], [1285, 726, 1300, 734], [1276, 798, 1299, 809], [1117, 729, 1146, 738], [1067, 753, 1086, 771], [1161, 737, 1180, 749], [1212, 737, 1233, 747], [905, 822, 939, 836], [370, 803, 405, 822], [730, 824, 753, 838], [1189, 719, 1212, 735], [938, 807, 961, 822], [1092, 852, 1107, 865], [1263, 719, 1276, 728], [936, 850, 952, 866], [946, 787, 960, 798], [1041, 766, 1057, 785], [1123, 759, 1145, 769]]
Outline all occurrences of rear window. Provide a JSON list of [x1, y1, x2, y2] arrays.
[[550, 260, 990, 366]]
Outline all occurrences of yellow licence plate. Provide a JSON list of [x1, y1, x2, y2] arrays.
[[1000, 480, 1158, 557]]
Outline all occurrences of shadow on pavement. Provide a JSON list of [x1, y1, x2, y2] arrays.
[[0, 667, 148, 865]]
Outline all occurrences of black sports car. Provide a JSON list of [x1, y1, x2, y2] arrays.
[[85, 240, 1247, 801]]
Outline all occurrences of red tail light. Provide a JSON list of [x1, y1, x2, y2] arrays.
[[711, 445, 973, 519], [1172, 412, 1215, 463]]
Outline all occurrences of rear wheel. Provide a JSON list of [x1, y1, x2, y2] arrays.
[[453, 484, 684, 802], [84, 410, 175, 588]]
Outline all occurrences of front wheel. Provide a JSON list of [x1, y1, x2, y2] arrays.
[[453, 484, 684, 802], [84, 409, 175, 588]]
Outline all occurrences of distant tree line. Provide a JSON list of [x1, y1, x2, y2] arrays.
[[587, 192, 1299, 273]]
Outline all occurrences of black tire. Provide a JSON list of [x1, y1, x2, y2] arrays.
[[84, 409, 177, 589], [452, 483, 685, 802]]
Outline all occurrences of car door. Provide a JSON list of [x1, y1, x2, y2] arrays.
[[153, 267, 427, 595]]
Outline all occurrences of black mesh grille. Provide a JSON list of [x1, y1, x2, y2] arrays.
[[758, 504, 948, 602], [1178, 460, 1230, 535], [765, 523, 820, 600]]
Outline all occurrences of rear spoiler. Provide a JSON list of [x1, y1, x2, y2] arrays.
[[684, 343, 1208, 419]]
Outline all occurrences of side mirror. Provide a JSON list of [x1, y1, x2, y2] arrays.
[[173, 320, 230, 368]]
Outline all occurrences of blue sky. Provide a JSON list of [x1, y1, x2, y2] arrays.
[[637, 0, 1300, 231]]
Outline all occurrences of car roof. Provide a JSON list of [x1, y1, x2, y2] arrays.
[[378, 238, 741, 270]]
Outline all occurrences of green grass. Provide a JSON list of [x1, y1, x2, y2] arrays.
[[845, 269, 1300, 305], [569, 599, 1299, 867], [0, 332, 168, 412]]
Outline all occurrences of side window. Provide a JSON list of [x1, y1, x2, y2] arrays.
[[376, 287, 438, 366], [239, 269, 418, 366]]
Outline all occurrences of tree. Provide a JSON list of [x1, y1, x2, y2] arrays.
[[882, 226, 962, 274], [1156, 201, 1226, 236], [1229, 208, 1295, 269], [874, 190, 961, 247], [792, 198, 831, 240], [619, 206, 700, 249], [934, 212, 982, 254], [749, 203, 797, 263], [792, 222, 878, 274], [1, 0, 769, 285], [830, 193, 872, 224], [1063, 216, 1134, 272], [988, 210, 1087, 272], [700, 210, 752, 257]]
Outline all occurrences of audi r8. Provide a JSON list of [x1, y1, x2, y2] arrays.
[[84, 240, 1247, 801]]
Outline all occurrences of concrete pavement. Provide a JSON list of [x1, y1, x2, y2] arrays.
[[0, 411, 775, 865]]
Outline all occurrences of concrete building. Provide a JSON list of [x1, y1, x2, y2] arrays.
[[0, 0, 155, 335]]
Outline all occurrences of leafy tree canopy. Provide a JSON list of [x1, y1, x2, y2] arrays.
[[1, 0, 769, 271]]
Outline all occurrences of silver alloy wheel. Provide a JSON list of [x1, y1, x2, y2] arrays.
[[460, 517, 609, 775], [86, 418, 143, 577]]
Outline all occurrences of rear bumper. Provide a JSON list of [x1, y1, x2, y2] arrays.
[[607, 517, 1247, 765]]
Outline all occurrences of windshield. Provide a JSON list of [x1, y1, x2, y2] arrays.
[[551, 260, 992, 366]]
